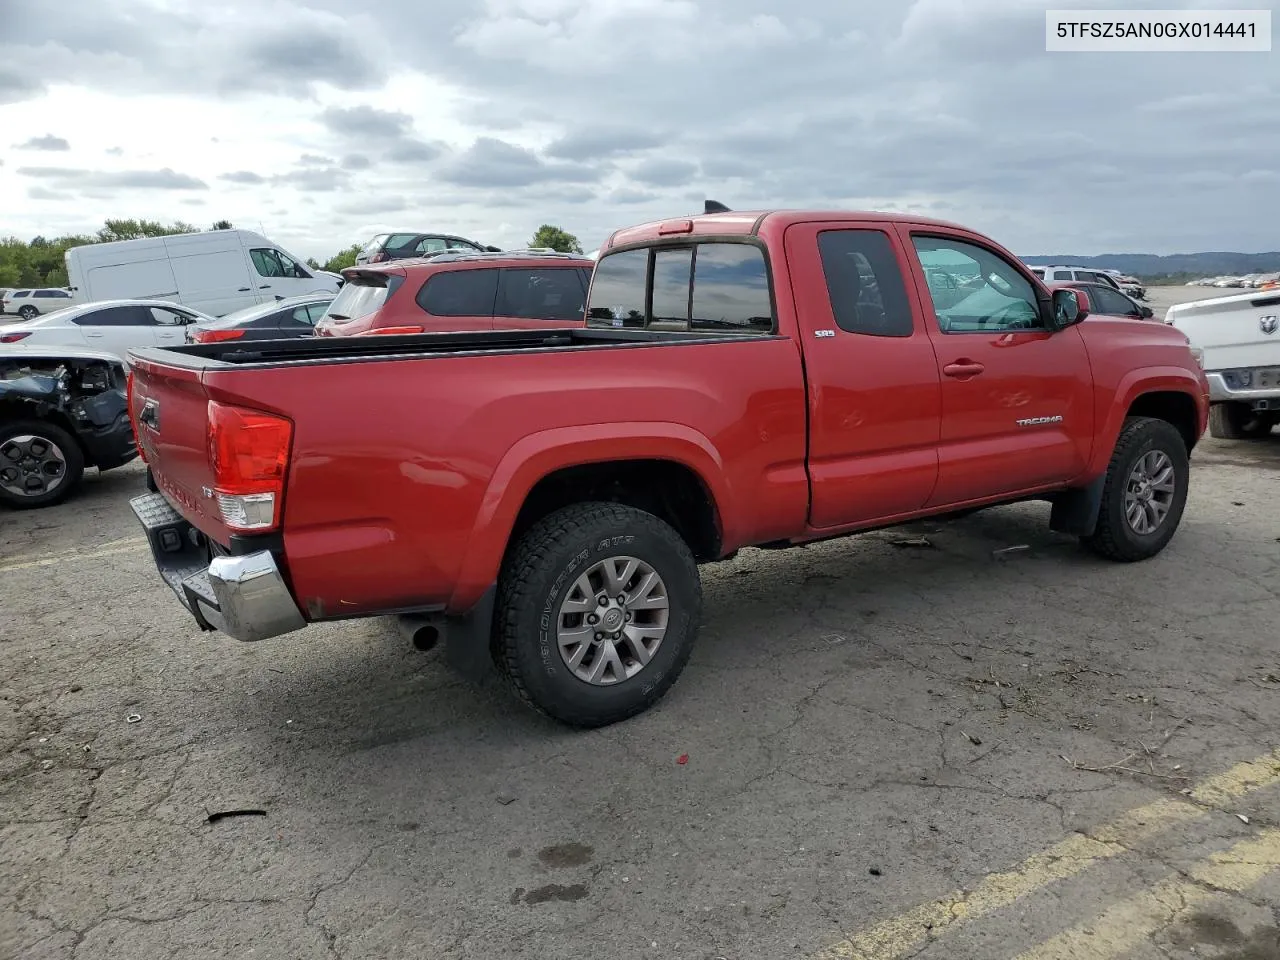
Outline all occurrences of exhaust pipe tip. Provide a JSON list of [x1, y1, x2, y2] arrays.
[[398, 615, 441, 652]]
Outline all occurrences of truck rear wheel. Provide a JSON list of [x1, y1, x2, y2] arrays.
[[0, 419, 85, 510], [1083, 416, 1188, 563], [1209, 402, 1276, 440], [494, 502, 702, 727]]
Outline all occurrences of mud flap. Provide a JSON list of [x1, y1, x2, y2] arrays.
[[1049, 474, 1106, 537]]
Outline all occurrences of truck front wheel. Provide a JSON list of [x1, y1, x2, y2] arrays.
[[1083, 416, 1189, 562], [494, 502, 702, 727], [1209, 402, 1276, 440]]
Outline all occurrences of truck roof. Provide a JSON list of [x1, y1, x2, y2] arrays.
[[602, 209, 972, 251]]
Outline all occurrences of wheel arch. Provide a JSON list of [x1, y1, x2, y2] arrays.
[[447, 423, 732, 612]]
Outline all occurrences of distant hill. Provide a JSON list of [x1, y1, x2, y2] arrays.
[[1021, 252, 1280, 282]]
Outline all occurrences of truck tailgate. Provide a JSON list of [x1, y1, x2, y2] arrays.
[[127, 353, 233, 543]]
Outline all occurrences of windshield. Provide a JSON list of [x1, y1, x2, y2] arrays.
[[323, 280, 391, 321]]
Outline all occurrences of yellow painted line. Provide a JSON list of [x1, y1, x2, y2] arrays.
[[1013, 827, 1280, 960], [814, 750, 1280, 960], [0, 538, 146, 573]]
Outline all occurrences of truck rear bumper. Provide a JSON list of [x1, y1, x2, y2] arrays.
[[130, 491, 306, 642], [1205, 372, 1280, 405]]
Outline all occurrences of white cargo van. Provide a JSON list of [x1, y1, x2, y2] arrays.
[[65, 230, 340, 317]]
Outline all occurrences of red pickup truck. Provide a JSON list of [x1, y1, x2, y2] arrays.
[[126, 209, 1209, 728]]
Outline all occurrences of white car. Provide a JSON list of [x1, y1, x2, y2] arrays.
[[2, 288, 76, 320], [0, 299, 212, 363], [1166, 289, 1280, 439]]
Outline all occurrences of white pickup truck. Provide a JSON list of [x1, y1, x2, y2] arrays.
[[1166, 289, 1280, 439]]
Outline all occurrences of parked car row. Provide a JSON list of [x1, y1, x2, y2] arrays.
[[1186, 273, 1280, 289], [1027, 265, 1145, 300]]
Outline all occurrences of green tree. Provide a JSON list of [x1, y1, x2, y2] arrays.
[[306, 257, 321, 270], [95, 218, 199, 243], [529, 224, 583, 254], [322, 243, 363, 273], [212, 220, 233, 230]]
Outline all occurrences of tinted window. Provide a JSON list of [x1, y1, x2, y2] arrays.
[[1049, 270, 1072, 281], [650, 248, 693, 326], [1089, 284, 1139, 316], [275, 249, 307, 278], [34, 290, 69, 299], [74, 305, 157, 327], [912, 236, 1042, 333], [817, 230, 914, 336], [385, 233, 419, 249], [12, 291, 29, 299], [586, 249, 647, 327], [497, 268, 587, 321], [447, 238, 482, 251], [418, 268, 499, 317], [691, 243, 773, 333]]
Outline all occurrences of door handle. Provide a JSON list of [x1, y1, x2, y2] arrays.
[[943, 360, 985, 379], [85, 332, 104, 338], [238, 287, 251, 292], [259, 284, 271, 289]]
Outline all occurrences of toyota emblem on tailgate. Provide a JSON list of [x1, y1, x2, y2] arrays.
[[1262, 315, 1279, 335]]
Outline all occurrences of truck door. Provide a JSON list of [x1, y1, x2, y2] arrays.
[[897, 226, 1094, 505], [784, 222, 942, 528]]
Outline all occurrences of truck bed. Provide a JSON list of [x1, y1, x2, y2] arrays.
[[129, 327, 781, 371]]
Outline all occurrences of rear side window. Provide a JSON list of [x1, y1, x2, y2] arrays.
[[816, 230, 914, 337], [326, 278, 397, 321], [587, 249, 647, 327], [690, 244, 773, 333], [73, 305, 157, 326], [586, 243, 773, 333], [497, 268, 587, 321], [414, 237, 449, 255], [418, 268, 499, 317], [385, 233, 420, 250]]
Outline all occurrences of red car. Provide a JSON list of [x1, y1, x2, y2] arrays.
[[313, 250, 594, 336], [128, 209, 1208, 727]]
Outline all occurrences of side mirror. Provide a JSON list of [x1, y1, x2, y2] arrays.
[[1052, 288, 1089, 329], [1141, 306, 1154, 319]]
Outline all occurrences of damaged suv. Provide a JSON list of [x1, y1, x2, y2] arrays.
[[0, 346, 138, 509]]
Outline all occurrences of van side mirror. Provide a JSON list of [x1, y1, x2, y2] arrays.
[[1052, 288, 1088, 329]]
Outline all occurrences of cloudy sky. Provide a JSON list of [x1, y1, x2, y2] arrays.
[[1, 0, 1277, 261]]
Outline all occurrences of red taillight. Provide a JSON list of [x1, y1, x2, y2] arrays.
[[0, 332, 31, 343], [206, 401, 293, 531], [195, 328, 245, 343], [126, 370, 147, 463], [358, 325, 424, 336], [370, 252, 387, 263]]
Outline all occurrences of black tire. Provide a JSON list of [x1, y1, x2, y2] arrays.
[[1209, 402, 1276, 440], [19, 305, 38, 321], [0, 419, 85, 510], [494, 502, 702, 728], [1083, 416, 1189, 563]]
